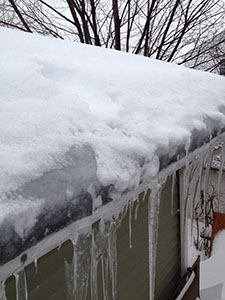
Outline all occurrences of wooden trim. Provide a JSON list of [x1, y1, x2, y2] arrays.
[[209, 212, 225, 257], [169, 256, 200, 300]]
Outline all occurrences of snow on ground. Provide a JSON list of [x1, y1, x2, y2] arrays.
[[200, 230, 225, 300], [188, 221, 225, 300], [0, 28, 225, 233]]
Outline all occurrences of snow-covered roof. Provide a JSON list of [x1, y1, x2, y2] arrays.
[[0, 28, 225, 264]]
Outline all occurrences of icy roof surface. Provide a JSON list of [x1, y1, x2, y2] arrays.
[[0, 28, 225, 253]]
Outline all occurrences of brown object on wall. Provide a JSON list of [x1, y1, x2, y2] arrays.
[[182, 256, 200, 300], [209, 212, 225, 257], [169, 256, 200, 300]]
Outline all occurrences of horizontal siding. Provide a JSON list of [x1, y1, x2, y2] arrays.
[[5, 190, 150, 300], [156, 222, 180, 253], [156, 261, 181, 291], [5, 276, 16, 300], [155, 175, 181, 300], [94, 192, 150, 300], [156, 271, 181, 300], [5, 240, 73, 300], [156, 240, 180, 277], [116, 195, 149, 300]]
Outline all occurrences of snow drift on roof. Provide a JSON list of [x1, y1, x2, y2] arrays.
[[0, 28, 225, 242]]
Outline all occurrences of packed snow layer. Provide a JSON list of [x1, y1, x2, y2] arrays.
[[0, 28, 225, 243], [1, 28, 225, 193]]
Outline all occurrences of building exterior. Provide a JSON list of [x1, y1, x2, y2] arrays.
[[0, 28, 225, 300], [2, 145, 224, 300]]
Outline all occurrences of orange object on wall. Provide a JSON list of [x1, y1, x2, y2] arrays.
[[209, 212, 225, 257]]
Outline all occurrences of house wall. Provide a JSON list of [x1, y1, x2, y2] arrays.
[[3, 192, 150, 300], [3, 177, 184, 300], [155, 175, 181, 300], [116, 191, 149, 300], [5, 240, 73, 300]]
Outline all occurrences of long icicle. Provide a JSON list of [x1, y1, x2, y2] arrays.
[[34, 258, 38, 275], [171, 171, 176, 215], [0, 280, 7, 300], [69, 230, 91, 300], [108, 220, 118, 300], [148, 180, 162, 300], [182, 157, 191, 234], [64, 258, 74, 300], [128, 201, 133, 249], [91, 229, 98, 300], [217, 143, 225, 209], [101, 255, 109, 300], [134, 196, 140, 221], [203, 146, 214, 221], [15, 270, 28, 300], [190, 163, 200, 247]]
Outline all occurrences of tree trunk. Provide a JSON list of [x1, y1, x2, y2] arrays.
[[112, 0, 121, 50]]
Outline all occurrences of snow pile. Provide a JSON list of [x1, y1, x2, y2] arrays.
[[0, 28, 225, 234], [201, 230, 225, 300], [188, 223, 225, 300]]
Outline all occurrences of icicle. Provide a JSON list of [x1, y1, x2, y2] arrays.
[[203, 147, 214, 220], [15, 270, 28, 300], [128, 201, 133, 249], [122, 202, 129, 221], [104, 257, 109, 300], [192, 153, 204, 247], [184, 142, 190, 170], [148, 180, 162, 300], [198, 154, 204, 197], [67, 232, 91, 300], [182, 159, 191, 232], [33, 258, 40, 290], [0, 280, 7, 300], [134, 197, 140, 221], [182, 156, 200, 247], [90, 230, 98, 300], [65, 204, 125, 300], [170, 171, 176, 215], [203, 152, 211, 195], [64, 259, 74, 300], [91, 217, 121, 300], [101, 255, 109, 300], [101, 257, 106, 300], [108, 220, 118, 300], [34, 258, 38, 275], [190, 166, 201, 247], [217, 143, 225, 208], [57, 242, 63, 251]]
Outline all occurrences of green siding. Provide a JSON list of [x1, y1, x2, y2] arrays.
[[4, 178, 181, 300], [154, 175, 181, 300], [5, 240, 73, 300], [116, 191, 150, 300], [93, 191, 150, 300], [4, 191, 150, 300]]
